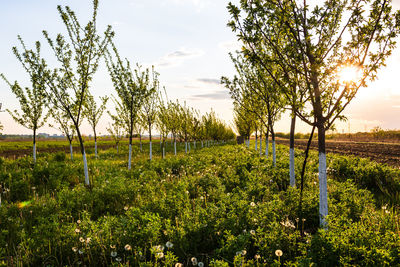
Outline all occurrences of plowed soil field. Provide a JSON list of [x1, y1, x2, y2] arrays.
[[276, 138, 400, 167]]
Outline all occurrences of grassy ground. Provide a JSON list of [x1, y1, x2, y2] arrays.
[[0, 141, 399, 266]]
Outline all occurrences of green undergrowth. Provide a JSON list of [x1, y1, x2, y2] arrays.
[[0, 143, 399, 266]]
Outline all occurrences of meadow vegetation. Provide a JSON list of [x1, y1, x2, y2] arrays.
[[0, 142, 399, 266]]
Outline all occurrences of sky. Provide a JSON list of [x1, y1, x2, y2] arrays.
[[0, 0, 400, 136]]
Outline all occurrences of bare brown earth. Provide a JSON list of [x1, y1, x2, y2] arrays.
[[0, 144, 117, 160], [276, 138, 400, 168]]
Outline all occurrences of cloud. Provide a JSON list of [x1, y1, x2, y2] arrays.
[[155, 48, 204, 68], [197, 78, 221, 85], [190, 90, 230, 100]]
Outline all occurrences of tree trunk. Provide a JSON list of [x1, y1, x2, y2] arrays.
[[174, 137, 177, 156], [289, 111, 297, 187], [117, 143, 119, 154], [140, 134, 142, 152], [259, 130, 262, 156], [76, 127, 89, 186], [94, 131, 98, 158], [265, 131, 269, 157], [201, 140, 203, 148], [317, 123, 328, 227], [149, 125, 152, 161], [69, 141, 73, 160], [33, 128, 37, 164], [128, 136, 132, 170], [271, 127, 276, 167], [189, 142, 191, 153], [255, 127, 258, 151]]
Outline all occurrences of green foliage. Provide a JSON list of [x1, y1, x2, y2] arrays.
[[0, 143, 399, 265]]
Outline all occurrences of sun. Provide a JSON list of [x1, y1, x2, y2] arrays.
[[338, 65, 362, 84]]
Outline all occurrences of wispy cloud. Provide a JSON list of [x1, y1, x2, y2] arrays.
[[190, 90, 230, 100], [154, 48, 204, 68], [197, 78, 221, 85]]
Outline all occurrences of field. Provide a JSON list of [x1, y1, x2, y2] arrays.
[[0, 141, 399, 266], [276, 138, 400, 168]]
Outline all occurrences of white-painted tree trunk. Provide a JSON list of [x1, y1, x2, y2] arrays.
[[174, 140, 177, 155], [70, 143, 73, 160], [290, 148, 295, 187], [265, 138, 269, 157], [128, 144, 132, 170], [272, 140, 276, 167], [255, 136, 258, 151], [259, 136, 262, 156], [150, 141, 152, 160], [95, 141, 97, 158], [189, 142, 191, 153], [163, 147, 165, 158], [33, 143, 36, 163], [319, 152, 328, 227], [194, 141, 196, 149], [83, 151, 89, 185], [246, 139, 250, 148], [185, 141, 188, 154]]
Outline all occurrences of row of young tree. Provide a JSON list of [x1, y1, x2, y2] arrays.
[[0, 1, 234, 186], [223, 0, 400, 227]]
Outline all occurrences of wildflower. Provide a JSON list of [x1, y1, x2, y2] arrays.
[[243, 229, 247, 233], [166, 241, 173, 248], [302, 218, 306, 222], [79, 237, 85, 243], [191, 257, 198, 265], [77, 219, 81, 224], [295, 218, 299, 223], [78, 249, 84, 255], [111, 251, 117, 257], [86, 237, 91, 244], [124, 206, 129, 211], [236, 251, 241, 256], [157, 252, 164, 259], [110, 245, 116, 249], [175, 263, 184, 267], [200, 196, 204, 200], [275, 250, 283, 257], [241, 250, 247, 255], [124, 244, 132, 251], [250, 230, 255, 235], [72, 247, 78, 252], [116, 257, 122, 262], [198, 262, 204, 267], [75, 228, 80, 233], [254, 254, 261, 260], [250, 201, 256, 207]]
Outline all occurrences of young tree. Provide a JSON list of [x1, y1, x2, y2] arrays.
[[84, 94, 108, 158], [228, 0, 400, 226], [141, 67, 159, 161], [12, 1, 113, 185], [1, 55, 49, 164], [105, 42, 147, 169], [49, 108, 77, 160], [167, 100, 181, 156], [106, 119, 124, 154]]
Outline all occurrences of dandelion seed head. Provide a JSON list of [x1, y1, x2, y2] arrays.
[[275, 249, 283, 257], [111, 251, 117, 257], [124, 244, 132, 251]]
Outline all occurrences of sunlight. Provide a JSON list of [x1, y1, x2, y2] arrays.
[[338, 65, 362, 84]]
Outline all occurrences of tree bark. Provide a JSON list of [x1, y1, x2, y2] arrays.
[[33, 128, 37, 164], [289, 111, 297, 187], [317, 123, 328, 227]]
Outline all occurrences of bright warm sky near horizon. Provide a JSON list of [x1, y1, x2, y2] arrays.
[[0, 0, 400, 136]]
